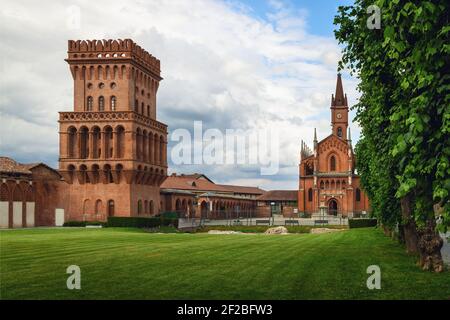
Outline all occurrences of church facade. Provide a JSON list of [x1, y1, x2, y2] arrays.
[[298, 75, 370, 217]]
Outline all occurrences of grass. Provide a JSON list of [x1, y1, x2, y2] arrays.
[[0, 227, 449, 300]]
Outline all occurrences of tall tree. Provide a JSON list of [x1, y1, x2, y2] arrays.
[[334, 0, 449, 271]]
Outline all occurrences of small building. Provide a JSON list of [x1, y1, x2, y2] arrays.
[[256, 190, 298, 217], [160, 173, 264, 218], [0, 157, 64, 228]]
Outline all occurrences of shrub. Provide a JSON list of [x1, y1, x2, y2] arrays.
[[63, 221, 106, 227], [159, 211, 179, 219], [63, 221, 86, 227], [107, 216, 178, 228], [348, 218, 377, 229]]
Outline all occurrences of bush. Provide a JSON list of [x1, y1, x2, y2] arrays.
[[348, 218, 377, 229], [159, 211, 179, 219], [63, 221, 86, 227], [107, 216, 178, 228], [63, 221, 106, 227]]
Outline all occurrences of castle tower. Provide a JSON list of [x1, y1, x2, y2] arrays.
[[58, 39, 168, 220], [330, 73, 348, 140]]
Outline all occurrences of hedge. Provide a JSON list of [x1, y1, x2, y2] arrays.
[[107, 216, 178, 228], [63, 221, 106, 227], [348, 218, 377, 229]]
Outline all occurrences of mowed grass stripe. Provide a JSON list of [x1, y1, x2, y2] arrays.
[[1, 228, 449, 299]]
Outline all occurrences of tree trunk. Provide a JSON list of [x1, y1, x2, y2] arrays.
[[400, 195, 419, 254], [417, 219, 444, 273]]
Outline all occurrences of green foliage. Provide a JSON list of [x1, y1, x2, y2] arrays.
[[159, 211, 179, 219], [334, 0, 450, 231], [348, 219, 378, 229], [107, 216, 178, 228], [63, 221, 86, 227], [63, 221, 105, 227]]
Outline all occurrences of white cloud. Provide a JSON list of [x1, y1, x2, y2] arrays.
[[0, 0, 360, 189]]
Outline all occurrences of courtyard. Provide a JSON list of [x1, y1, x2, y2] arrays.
[[1, 227, 449, 300]]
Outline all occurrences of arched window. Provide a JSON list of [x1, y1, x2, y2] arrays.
[[356, 188, 361, 202], [137, 200, 142, 215], [147, 105, 150, 116], [330, 155, 336, 171], [150, 201, 154, 215], [111, 96, 116, 111], [107, 200, 115, 217], [141, 102, 144, 115], [99, 96, 105, 111], [320, 181, 324, 189], [135, 99, 139, 112], [337, 127, 343, 138], [95, 199, 102, 215], [308, 188, 313, 202], [87, 96, 93, 111]]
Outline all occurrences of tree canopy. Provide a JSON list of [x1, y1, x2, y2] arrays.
[[334, 0, 449, 270]]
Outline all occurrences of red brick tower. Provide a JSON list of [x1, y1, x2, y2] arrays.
[[330, 73, 348, 140], [58, 39, 168, 221]]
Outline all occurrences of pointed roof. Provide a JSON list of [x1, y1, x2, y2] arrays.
[[332, 73, 347, 106]]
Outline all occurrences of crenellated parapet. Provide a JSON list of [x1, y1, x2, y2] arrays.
[[67, 39, 160, 77]]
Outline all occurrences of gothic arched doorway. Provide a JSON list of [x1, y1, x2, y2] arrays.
[[328, 199, 338, 216]]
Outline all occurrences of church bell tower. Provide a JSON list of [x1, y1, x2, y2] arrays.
[[330, 73, 348, 140]]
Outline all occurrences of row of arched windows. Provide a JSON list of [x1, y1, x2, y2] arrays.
[[0, 183, 34, 202], [72, 65, 158, 91], [137, 199, 155, 215], [320, 179, 346, 190], [66, 163, 165, 185], [135, 128, 166, 165], [135, 99, 151, 117], [86, 96, 116, 112], [83, 199, 115, 217], [307, 186, 361, 202], [67, 125, 125, 159]]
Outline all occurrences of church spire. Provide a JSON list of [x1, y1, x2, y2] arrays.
[[331, 73, 349, 140], [333, 73, 347, 106]]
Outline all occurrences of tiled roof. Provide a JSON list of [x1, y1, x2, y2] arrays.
[[0, 156, 60, 176], [217, 184, 266, 195], [161, 174, 231, 192], [257, 190, 298, 201], [0, 157, 36, 174]]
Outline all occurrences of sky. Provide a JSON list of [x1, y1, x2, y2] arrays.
[[0, 0, 359, 190]]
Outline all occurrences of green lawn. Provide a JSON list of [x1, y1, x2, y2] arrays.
[[0, 227, 449, 299]]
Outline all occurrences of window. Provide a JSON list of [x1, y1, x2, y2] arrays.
[[111, 96, 116, 111], [356, 188, 361, 202], [337, 127, 343, 138], [99, 96, 105, 111], [107, 200, 115, 217], [147, 105, 150, 116], [135, 99, 138, 112], [138, 200, 142, 215], [308, 188, 313, 202], [330, 155, 336, 171], [87, 96, 93, 111]]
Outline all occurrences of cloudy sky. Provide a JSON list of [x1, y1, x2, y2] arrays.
[[0, 0, 359, 190]]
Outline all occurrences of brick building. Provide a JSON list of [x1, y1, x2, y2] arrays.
[[161, 173, 264, 219], [58, 39, 168, 221], [0, 40, 371, 228], [0, 157, 64, 227], [298, 74, 370, 217]]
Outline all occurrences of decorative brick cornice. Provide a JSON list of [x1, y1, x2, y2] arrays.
[[59, 111, 167, 133]]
